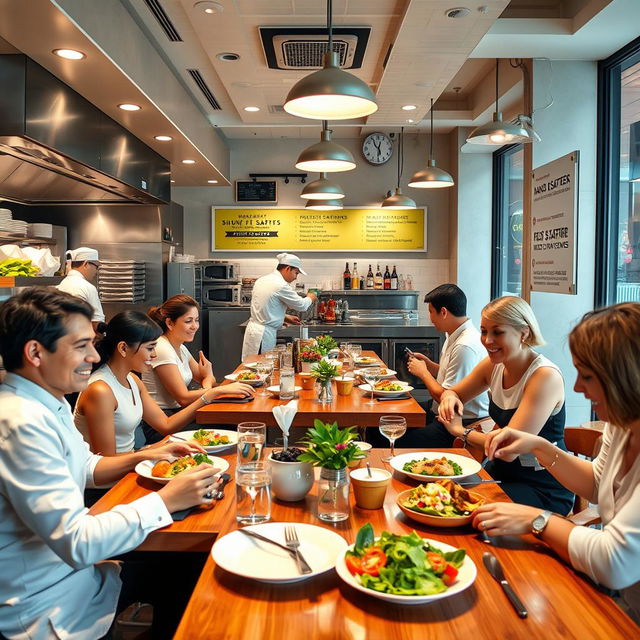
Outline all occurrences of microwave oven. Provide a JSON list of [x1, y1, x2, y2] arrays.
[[199, 261, 238, 282], [201, 283, 242, 307]]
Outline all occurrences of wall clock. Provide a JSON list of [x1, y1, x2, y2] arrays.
[[362, 132, 393, 165]]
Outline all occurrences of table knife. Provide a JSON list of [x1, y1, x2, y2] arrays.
[[483, 552, 528, 618], [238, 529, 298, 557]]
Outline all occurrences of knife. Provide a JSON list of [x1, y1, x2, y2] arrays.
[[457, 480, 502, 486], [238, 529, 299, 557], [483, 552, 528, 618], [213, 472, 231, 500]]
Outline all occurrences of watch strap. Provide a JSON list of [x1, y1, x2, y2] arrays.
[[532, 510, 553, 537]]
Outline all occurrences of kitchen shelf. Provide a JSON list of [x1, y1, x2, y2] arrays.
[[0, 275, 63, 288], [318, 290, 419, 295], [0, 233, 56, 246]]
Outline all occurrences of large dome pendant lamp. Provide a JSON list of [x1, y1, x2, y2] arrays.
[[295, 121, 356, 173], [408, 98, 454, 189], [381, 127, 416, 210], [300, 172, 345, 200], [466, 59, 532, 145], [305, 198, 343, 210], [283, 0, 377, 120]]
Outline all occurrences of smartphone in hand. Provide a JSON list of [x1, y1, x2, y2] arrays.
[[403, 346, 414, 358]]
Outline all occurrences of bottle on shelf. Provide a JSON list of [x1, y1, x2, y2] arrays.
[[342, 262, 351, 290], [390, 265, 398, 290], [398, 274, 406, 290], [366, 264, 374, 289], [374, 264, 383, 290], [351, 262, 359, 291], [383, 265, 391, 290]]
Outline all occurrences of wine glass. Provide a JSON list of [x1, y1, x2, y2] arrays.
[[379, 415, 407, 461], [264, 352, 278, 386], [257, 361, 272, 396], [362, 367, 381, 406], [348, 344, 362, 370]]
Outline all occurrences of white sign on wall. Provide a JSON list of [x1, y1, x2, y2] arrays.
[[530, 151, 579, 294]]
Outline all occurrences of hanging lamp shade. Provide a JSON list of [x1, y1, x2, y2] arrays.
[[284, 50, 377, 120], [300, 172, 345, 200], [305, 198, 343, 210], [295, 127, 356, 172], [381, 187, 416, 210]]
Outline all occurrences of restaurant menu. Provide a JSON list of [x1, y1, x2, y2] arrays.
[[212, 207, 426, 252]]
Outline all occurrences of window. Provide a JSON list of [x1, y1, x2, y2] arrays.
[[492, 144, 524, 298]]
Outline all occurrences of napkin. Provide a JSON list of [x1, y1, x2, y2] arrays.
[[272, 400, 298, 449]]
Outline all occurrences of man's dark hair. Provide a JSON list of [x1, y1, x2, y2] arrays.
[[70, 260, 87, 268], [276, 264, 288, 272], [0, 287, 93, 371], [424, 284, 467, 317]]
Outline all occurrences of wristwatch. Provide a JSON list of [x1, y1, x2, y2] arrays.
[[531, 510, 552, 537], [461, 427, 475, 448]]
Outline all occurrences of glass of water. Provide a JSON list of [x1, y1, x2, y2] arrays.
[[237, 422, 266, 465], [256, 360, 272, 396], [379, 415, 407, 461], [362, 367, 381, 405], [236, 462, 271, 525], [279, 366, 295, 400]]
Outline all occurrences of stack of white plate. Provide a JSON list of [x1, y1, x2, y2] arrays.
[[27, 223, 53, 238], [98, 260, 146, 303], [3, 219, 27, 236]]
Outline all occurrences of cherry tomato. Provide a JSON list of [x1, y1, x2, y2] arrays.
[[345, 554, 363, 575], [427, 552, 446, 574], [361, 547, 387, 576], [442, 563, 459, 587]]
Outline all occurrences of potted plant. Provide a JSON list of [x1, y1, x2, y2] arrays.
[[314, 333, 337, 356], [299, 345, 322, 372], [298, 420, 365, 522], [310, 358, 340, 404]]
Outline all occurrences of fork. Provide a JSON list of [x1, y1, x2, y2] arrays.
[[284, 526, 313, 574]]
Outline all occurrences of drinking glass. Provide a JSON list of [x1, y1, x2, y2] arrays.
[[279, 366, 295, 400], [348, 344, 362, 369], [256, 361, 272, 396], [362, 367, 381, 405], [379, 415, 407, 461], [237, 422, 266, 465], [236, 462, 271, 525]]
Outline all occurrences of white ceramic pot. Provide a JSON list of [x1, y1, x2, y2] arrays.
[[300, 361, 313, 373], [267, 453, 314, 502]]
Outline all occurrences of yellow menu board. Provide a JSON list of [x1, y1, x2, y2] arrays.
[[212, 207, 426, 252]]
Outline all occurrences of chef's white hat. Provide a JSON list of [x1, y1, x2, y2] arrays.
[[277, 252, 307, 275], [66, 247, 100, 262]]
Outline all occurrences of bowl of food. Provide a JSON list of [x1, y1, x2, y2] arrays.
[[135, 453, 229, 484], [397, 479, 485, 527], [358, 381, 414, 397], [268, 448, 314, 501], [354, 356, 379, 367], [390, 451, 482, 481], [348, 441, 373, 468], [224, 370, 265, 386]]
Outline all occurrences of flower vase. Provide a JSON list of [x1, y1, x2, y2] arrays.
[[317, 467, 350, 522], [301, 361, 312, 373], [316, 379, 334, 404]]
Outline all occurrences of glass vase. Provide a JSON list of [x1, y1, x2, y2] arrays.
[[317, 467, 350, 522], [316, 379, 334, 404]]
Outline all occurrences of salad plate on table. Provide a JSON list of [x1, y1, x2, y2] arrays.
[[135, 454, 229, 484], [390, 451, 482, 481], [358, 381, 414, 397], [211, 522, 348, 583], [224, 370, 266, 386], [353, 367, 396, 379], [353, 356, 380, 367], [170, 429, 238, 453]]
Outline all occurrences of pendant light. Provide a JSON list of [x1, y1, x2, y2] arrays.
[[408, 98, 454, 189], [382, 128, 416, 209], [300, 172, 345, 200], [467, 60, 532, 145], [283, 0, 377, 120], [295, 121, 356, 172], [305, 198, 343, 210]]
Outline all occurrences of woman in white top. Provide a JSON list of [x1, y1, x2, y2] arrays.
[[471, 302, 640, 623]]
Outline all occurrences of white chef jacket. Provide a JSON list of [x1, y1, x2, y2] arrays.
[[242, 269, 313, 359], [0, 373, 172, 640], [57, 269, 105, 323]]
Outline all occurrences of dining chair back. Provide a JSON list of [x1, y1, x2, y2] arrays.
[[565, 426, 603, 525]]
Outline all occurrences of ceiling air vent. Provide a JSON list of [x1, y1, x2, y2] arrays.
[[187, 69, 221, 110], [268, 105, 286, 114], [143, 0, 182, 42], [259, 26, 370, 70]]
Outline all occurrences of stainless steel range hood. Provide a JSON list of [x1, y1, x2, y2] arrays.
[[0, 54, 170, 205]]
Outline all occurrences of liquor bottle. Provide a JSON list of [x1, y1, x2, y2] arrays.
[[366, 264, 374, 289], [374, 264, 383, 289], [390, 265, 398, 290], [383, 265, 391, 289], [343, 262, 351, 290], [351, 262, 359, 290]]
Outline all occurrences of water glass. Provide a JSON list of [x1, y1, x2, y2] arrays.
[[362, 367, 381, 405], [348, 344, 362, 366], [257, 361, 272, 396], [279, 366, 295, 400], [379, 415, 407, 461], [236, 462, 271, 525], [237, 422, 266, 465]]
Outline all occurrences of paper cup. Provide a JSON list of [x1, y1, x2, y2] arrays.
[[350, 467, 391, 509], [299, 373, 315, 390], [335, 376, 355, 396]]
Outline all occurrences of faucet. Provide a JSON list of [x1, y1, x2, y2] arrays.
[[341, 300, 350, 323]]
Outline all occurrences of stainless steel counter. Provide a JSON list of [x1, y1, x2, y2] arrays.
[[277, 320, 440, 339]]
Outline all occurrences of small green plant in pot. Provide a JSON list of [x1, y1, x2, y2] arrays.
[[314, 334, 337, 356], [311, 359, 340, 403]]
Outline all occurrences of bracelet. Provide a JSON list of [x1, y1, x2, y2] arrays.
[[200, 393, 211, 405], [541, 450, 559, 469]]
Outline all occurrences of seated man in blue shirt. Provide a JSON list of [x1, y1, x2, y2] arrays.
[[0, 287, 219, 640]]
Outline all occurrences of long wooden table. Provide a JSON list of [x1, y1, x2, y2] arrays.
[[196, 352, 427, 428]]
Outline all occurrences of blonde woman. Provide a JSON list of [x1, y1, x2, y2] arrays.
[[472, 303, 640, 622], [438, 296, 573, 514]]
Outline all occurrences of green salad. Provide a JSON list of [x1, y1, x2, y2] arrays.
[[344, 523, 466, 596]]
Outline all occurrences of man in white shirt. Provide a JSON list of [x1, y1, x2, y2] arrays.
[[0, 287, 218, 640], [404, 284, 490, 447], [57, 246, 105, 329], [242, 252, 317, 359]]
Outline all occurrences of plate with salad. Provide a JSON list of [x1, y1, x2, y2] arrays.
[[358, 381, 414, 397], [390, 452, 482, 481], [224, 370, 265, 386], [171, 429, 238, 453], [135, 454, 229, 484], [335, 523, 476, 604]]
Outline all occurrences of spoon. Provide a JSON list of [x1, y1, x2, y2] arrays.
[[366, 462, 373, 478]]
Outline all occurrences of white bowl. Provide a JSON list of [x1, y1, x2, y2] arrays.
[[266, 385, 302, 397], [267, 453, 314, 501]]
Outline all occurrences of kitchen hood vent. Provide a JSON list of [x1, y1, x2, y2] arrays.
[[143, 0, 182, 42], [187, 69, 221, 110], [259, 26, 370, 70]]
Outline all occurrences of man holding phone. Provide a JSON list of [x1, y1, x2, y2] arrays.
[[403, 284, 489, 447]]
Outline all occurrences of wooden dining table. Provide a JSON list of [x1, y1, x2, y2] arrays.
[[196, 352, 427, 428], [89, 445, 636, 639]]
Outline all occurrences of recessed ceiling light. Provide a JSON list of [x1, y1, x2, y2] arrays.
[[182, 159, 196, 164], [406, 119, 414, 123], [52, 48, 85, 60], [154, 135, 172, 141], [118, 103, 141, 111], [194, 1, 223, 14], [402, 105, 417, 111], [217, 52, 240, 62], [445, 7, 471, 19], [171, 180, 175, 183], [207, 179, 218, 184], [244, 106, 260, 112]]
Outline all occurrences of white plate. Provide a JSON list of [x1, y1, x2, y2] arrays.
[[135, 456, 229, 484], [354, 368, 396, 379], [353, 357, 380, 367], [224, 371, 265, 386], [335, 537, 477, 604], [358, 383, 414, 397], [266, 385, 303, 397], [390, 451, 482, 481], [212, 522, 348, 583], [170, 429, 238, 453], [242, 361, 259, 370]]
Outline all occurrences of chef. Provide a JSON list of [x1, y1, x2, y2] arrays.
[[242, 253, 316, 359], [57, 246, 105, 330]]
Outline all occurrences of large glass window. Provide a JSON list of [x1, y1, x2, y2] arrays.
[[492, 144, 524, 298]]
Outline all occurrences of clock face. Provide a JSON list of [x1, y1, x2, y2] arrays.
[[362, 132, 393, 165]]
